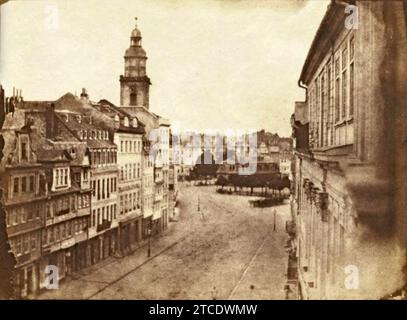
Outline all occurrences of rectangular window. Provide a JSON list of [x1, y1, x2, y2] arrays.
[[335, 78, 340, 122], [342, 46, 348, 70], [349, 63, 354, 117], [23, 234, 29, 253], [55, 224, 60, 241], [49, 228, 54, 243], [21, 142, 28, 160], [27, 205, 33, 221], [61, 223, 66, 239], [21, 177, 27, 193], [71, 196, 76, 211], [13, 177, 19, 194], [97, 180, 100, 200], [31, 233, 37, 250], [92, 209, 95, 227], [20, 207, 27, 223], [29, 176, 35, 192], [350, 37, 355, 61], [67, 221, 72, 236], [328, 65, 334, 145], [64, 169, 68, 185], [342, 70, 347, 119], [16, 237, 22, 255], [320, 75, 325, 147]]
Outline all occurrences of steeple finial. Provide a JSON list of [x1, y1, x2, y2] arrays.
[[134, 17, 138, 27]]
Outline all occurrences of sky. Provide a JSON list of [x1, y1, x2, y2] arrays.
[[0, 0, 329, 136]]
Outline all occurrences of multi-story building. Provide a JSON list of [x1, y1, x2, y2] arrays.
[[1, 122, 46, 298], [117, 21, 173, 236], [0, 103, 93, 297], [92, 99, 145, 254], [291, 0, 407, 299], [60, 111, 118, 265], [0, 19, 179, 299], [25, 95, 119, 267]]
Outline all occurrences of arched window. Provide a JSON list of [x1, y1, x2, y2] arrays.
[[130, 92, 137, 106]]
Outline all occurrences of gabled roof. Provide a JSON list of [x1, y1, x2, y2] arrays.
[[95, 99, 146, 128], [298, 1, 352, 84]]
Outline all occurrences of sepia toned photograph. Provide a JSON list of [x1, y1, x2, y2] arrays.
[[0, 0, 406, 306]]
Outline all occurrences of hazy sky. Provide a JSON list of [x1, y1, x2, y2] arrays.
[[0, 0, 329, 135]]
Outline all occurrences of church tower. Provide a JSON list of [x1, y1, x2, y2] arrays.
[[120, 19, 151, 108]]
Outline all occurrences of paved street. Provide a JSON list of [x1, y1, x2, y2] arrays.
[[40, 184, 291, 300]]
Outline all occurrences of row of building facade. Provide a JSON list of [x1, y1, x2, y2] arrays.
[[0, 23, 179, 298], [289, 0, 407, 299]]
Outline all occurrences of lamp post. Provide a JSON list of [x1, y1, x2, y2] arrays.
[[273, 209, 277, 231]]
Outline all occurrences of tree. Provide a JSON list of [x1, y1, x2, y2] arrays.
[[192, 151, 219, 183], [215, 175, 228, 190]]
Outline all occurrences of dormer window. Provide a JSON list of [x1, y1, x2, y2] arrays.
[[54, 167, 70, 189], [21, 142, 27, 161], [132, 118, 137, 127], [124, 117, 129, 127], [19, 135, 29, 162]]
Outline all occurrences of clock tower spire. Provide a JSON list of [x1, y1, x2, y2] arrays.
[[120, 18, 151, 108]]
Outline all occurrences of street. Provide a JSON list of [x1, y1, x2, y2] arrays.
[[40, 184, 291, 300]]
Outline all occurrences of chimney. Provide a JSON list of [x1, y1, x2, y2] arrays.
[[80, 88, 89, 101], [46, 103, 56, 138]]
